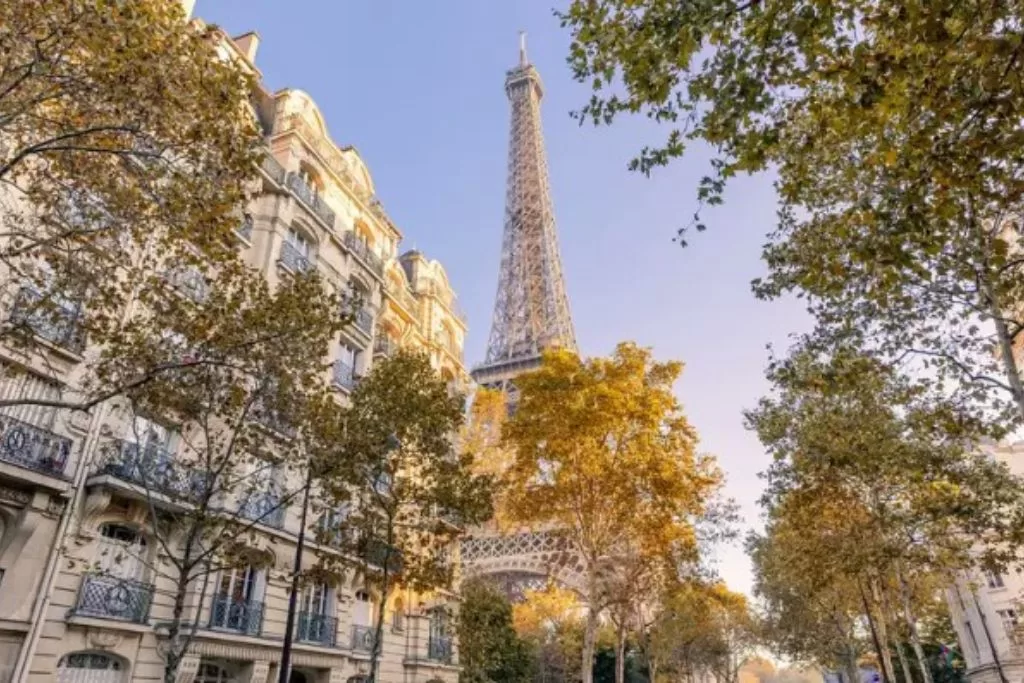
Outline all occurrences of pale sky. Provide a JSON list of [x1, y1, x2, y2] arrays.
[[195, 0, 812, 596]]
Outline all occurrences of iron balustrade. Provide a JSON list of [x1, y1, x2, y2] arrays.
[[352, 308, 374, 336], [101, 440, 207, 502], [286, 172, 337, 228], [260, 154, 286, 185], [332, 360, 357, 392], [279, 241, 313, 274], [237, 215, 254, 241], [343, 232, 384, 277], [373, 336, 396, 357], [209, 595, 264, 635], [351, 624, 376, 652], [72, 574, 154, 624], [237, 491, 286, 529], [297, 611, 337, 647], [10, 285, 86, 354], [0, 413, 71, 476], [428, 635, 454, 663]]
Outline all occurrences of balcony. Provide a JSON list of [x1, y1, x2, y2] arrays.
[[238, 491, 285, 529], [279, 241, 314, 274], [260, 153, 286, 185], [101, 440, 207, 502], [332, 360, 357, 392], [286, 172, 336, 228], [10, 285, 86, 354], [351, 624, 376, 652], [350, 308, 373, 337], [343, 232, 384, 278], [297, 611, 337, 647], [72, 574, 154, 624], [373, 336, 396, 358], [236, 214, 254, 241], [0, 414, 71, 477], [362, 537, 403, 573], [428, 635, 454, 663], [209, 595, 264, 636]]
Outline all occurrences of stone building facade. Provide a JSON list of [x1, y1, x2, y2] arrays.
[[1, 11, 469, 683]]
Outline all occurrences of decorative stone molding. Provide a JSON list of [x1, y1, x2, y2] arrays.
[[244, 661, 271, 683], [0, 486, 30, 507], [87, 628, 122, 650], [175, 656, 201, 683], [79, 487, 112, 533]]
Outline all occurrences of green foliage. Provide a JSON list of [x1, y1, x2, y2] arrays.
[[458, 578, 534, 683], [560, 0, 1024, 421]]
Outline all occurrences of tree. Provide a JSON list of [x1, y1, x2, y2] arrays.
[[316, 350, 494, 683], [503, 342, 725, 683], [458, 577, 534, 683], [86, 270, 343, 683], [559, 0, 1024, 422], [0, 0, 262, 410]]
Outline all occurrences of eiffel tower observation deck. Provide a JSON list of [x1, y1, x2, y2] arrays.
[[463, 35, 583, 595], [471, 32, 577, 393]]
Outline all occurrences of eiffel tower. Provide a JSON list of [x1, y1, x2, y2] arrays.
[[471, 32, 576, 393], [462, 34, 583, 595]]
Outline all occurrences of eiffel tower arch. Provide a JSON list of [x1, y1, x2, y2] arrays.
[[462, 34, 581, 598]]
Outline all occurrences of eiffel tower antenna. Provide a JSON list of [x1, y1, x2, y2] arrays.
[[471, 33, 577, 390]]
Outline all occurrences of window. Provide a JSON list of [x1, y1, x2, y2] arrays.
[[301, 582, 331, 617], [56, 652, 123, 683], [286, 228, 310, 258], [965, 621, 980, 660], [353, 589, 372, 626], [96, 524, 146, 580], [392, 597, 405, 631], [210, 565, 265, 633], [0, 365, 61, 430], [131, 415, 176, 453], [998, 609, 1020, 642], [986, 571, 1006, 589], [194, 661, 237, 683], [318, 505, 349, 546], [298, 167, 320, 197], [217, 566, 259, 604]]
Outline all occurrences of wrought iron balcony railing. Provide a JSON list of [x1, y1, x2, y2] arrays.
[[72, 574, 154, 624], [101, 440, 207, 502], [332, 360, 357, 392], [0, 413, 71, 476], [373, 336, 396, 357], [279, 241, 313, 274], [343, 232, 384, 277], [428, 635, 454, 663], [237, 491, 285, 529], [351, 308, 374, 336], [351, 624, 376, 652], [286, 172, 336, 228], [297, 611, 337, 647], [209, 595, 264, 636], [260, 154, 286, 185], [236, 214, 254, 241], [10, 285, 86, 354]]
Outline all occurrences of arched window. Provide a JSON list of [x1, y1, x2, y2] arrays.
[[297, 164, 322, 197], [96, 523, 147, 580], [56, 652, 124, 683], [286, 227, 311, 259], [353, 589, 373, 627], [210, 565, 265, 634], [392, 596, 405, 631]]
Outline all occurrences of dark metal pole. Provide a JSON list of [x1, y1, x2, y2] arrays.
[[278, 467, 313, 683]]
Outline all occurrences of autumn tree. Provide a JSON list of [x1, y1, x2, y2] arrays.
[[316, 350, 494, 683], [560, 0, 1024, 422], [458, 577, 534, 683], [503, 343, 725, 683], [84, 270, 344, 683], [0, 0, 263, 410]]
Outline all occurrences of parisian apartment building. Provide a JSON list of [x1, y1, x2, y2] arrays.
[[0, 5, 471, 683]]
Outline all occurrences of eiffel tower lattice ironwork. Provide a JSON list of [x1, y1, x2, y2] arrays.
[[471, 32, 577, 392], [464, 34, 583, 597]]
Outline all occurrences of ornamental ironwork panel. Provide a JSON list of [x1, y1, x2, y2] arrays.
[[72, 574, 154, 624], [332, 360, 357, 392], [286, 172, 336, 228], [279, 241, 313, 274], [209, 596, 264, 636], [101, 440, 207, 501], [10, 285, 86, 354], [460, 531, 565, 562], [343, 232, 384, 277], [297, 611, 337, 647], [0, 413, 71, 476], [237, 491, 285, 529]]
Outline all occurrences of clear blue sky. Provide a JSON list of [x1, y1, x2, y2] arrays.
[[194, 0, 810, 596]]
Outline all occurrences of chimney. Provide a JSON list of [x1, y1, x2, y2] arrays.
[[233, 32, 261, 64]]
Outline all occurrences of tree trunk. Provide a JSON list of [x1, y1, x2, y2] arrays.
[[862, 579, 896, 683], [896, 567, 934, 683], [893, 635, 914, 683], [581, 600, 599, 683], [369, 521, 396, 683], [164, 568, 192, 683], [978, 247, 1024, 421], [615, 619, 627, 683]]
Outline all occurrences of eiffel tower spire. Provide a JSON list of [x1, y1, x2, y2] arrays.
[[472, 34, 577, 389]]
